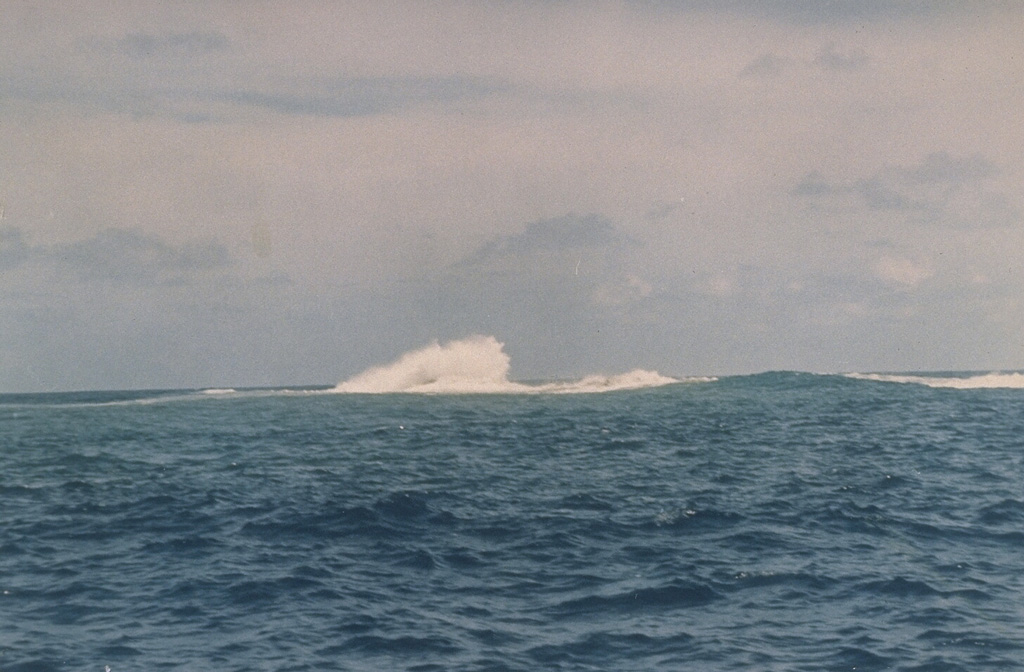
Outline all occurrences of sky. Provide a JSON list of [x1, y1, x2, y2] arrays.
[[1, 1, 1023, 392]]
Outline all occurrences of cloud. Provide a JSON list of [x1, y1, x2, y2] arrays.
[[451, 214, 645, 314], [650, 259, 1008, 373], [644, 200, 686, 221], [906, 152, 997, 184], [0, 227, 240, 391], [640, 0, 967, 25], [2, 66, 502, 121], [467, 214, 651, 316], [116, 31, 230, 58], [792, 153, 1018, 228], [874, 256, 933, 287], [854, 177, 910, 210], [1, 2, 1023, 389], [738, 53, 790, 78], [220, 76, 501, 118], [593, 274, 653, 306], [0, 227, 29, 271], [462, 213, 636, 266], [738, 43, 867, 80], [814, 43, 870, 70], [363, 213, 659, 375], [1, 17, 501, 122], [791, 171, 838, 197], [54, 228, 231, 283], [8, 227, 231, 285]]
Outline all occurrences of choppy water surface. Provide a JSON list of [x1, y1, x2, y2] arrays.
[[2, 372, 1023, 671]]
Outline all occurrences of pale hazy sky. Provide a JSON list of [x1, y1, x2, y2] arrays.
[[2, 1, 1023, 392]]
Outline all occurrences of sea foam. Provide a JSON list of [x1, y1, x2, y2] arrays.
[[332, 335, 691, 394], [846, 372, 1024, 389]]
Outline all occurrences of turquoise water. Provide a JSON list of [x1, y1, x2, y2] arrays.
[[2, 372, 1023, 671]]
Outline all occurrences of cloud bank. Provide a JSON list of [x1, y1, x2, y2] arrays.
[[1, 2, 1022, 391]]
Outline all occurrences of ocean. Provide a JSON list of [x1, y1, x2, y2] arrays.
[[2, 340, 1024, 671]]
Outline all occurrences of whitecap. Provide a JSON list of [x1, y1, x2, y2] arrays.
[[332, 335, 704, 394], [845, 372, 1024, 389]]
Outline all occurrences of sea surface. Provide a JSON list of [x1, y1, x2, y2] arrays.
[[2, 371, 1024, 671]]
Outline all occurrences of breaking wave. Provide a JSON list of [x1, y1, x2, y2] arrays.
[[846, 372, 1024, 389], [332, 335, 698, 394]]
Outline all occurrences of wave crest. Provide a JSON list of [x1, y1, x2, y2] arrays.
[[333, 335, 692, 394], [846, 372, 1024, 389]]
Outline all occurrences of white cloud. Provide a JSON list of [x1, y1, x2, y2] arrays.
[[592, 274, 653, 306], [874, 256, 933, 287]]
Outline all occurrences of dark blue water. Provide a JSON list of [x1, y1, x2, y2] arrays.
[[2, 373, 1023, 671]]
